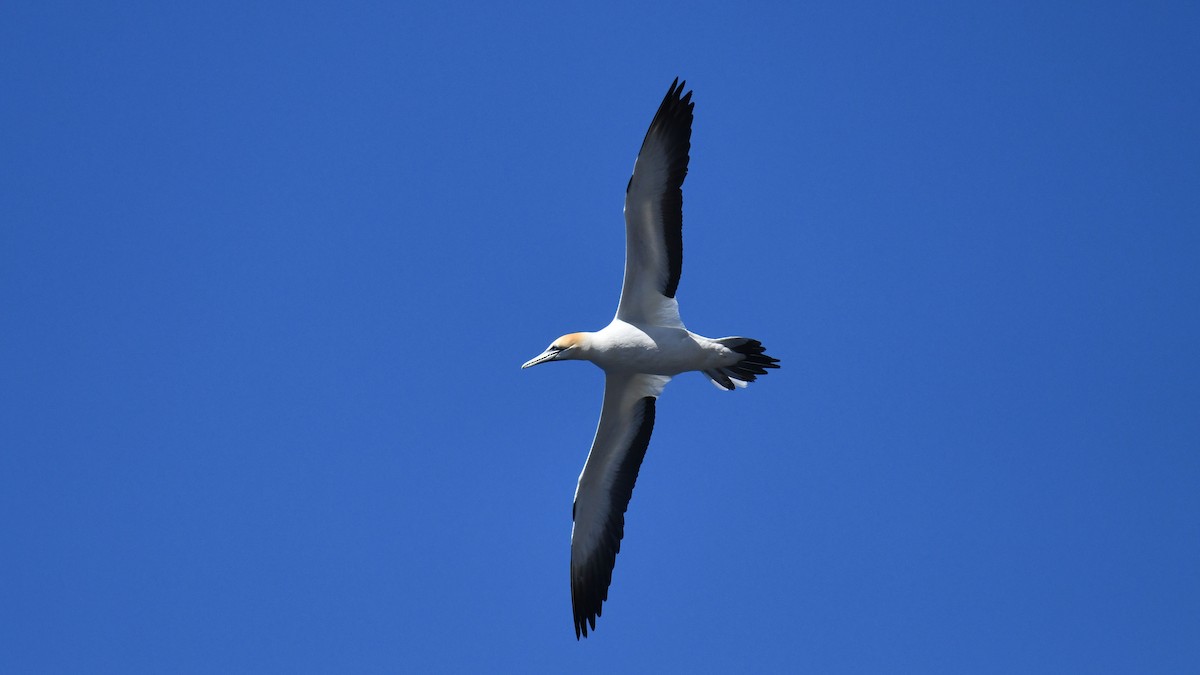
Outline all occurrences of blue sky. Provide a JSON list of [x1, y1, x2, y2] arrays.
[[2, 1, 1198, 672]]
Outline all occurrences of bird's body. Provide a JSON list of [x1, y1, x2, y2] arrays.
[[523, 79, 779, 639], [554, 322, 738, 376]]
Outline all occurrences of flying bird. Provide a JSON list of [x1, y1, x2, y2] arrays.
[[522, 79, 779, 639]]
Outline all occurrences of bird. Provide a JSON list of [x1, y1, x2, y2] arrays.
[[522, 78, 779, 639]]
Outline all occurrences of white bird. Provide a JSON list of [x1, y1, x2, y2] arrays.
[[522, 79, 779, 639]]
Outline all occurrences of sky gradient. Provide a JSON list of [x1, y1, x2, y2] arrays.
[[2, 1, 1198, 672]]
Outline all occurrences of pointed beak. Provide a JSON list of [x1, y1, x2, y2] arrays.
[[521, 348, 559, 369]]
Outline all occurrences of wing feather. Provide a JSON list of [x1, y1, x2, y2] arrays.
[[616, 79, 693, 327], [569, 372, 670, 638]]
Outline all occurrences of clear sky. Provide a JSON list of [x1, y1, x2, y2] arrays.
[[2, 1, 1198, 673]]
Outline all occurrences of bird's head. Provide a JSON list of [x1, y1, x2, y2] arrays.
[[522, 332, 588, 369]]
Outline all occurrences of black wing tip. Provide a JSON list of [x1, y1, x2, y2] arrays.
[[625, 78, 694, 196], [644, 77, 695, 137], [658, 77, 695, 120], [571, 556, 609, 639], [667, 77, 693, 104], [642, 80, 693, 299]]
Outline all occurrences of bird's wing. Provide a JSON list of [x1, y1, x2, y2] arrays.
[[570, 371, 671, 639], [615, 79, 693, 329]]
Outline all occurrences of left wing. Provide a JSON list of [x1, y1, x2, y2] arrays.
[[570, 372, 671, 638]]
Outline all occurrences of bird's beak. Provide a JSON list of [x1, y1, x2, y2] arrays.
[[521, 348, 559, 369]]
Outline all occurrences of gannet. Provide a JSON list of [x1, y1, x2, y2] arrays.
[[522, 79, 779, 639]]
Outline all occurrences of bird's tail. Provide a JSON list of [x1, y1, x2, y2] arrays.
[[704, 337, 780, 391]]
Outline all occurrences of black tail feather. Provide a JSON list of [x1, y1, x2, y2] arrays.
[[706, 338, 780, 391]]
